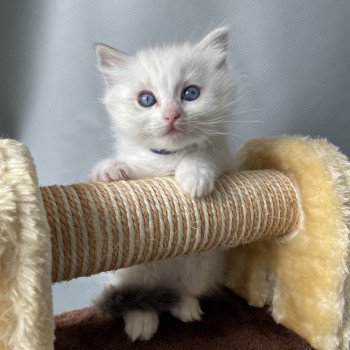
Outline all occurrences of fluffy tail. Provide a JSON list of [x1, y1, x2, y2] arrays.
[[94, 285, 181, 318]]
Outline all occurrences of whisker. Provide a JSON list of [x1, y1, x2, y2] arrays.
[[229, 89, 253, 106], [188, 100, 239, 119], [191, 130, 216, 152], [189, 103, 260, 120], [204, 109, 263, 121], [188, 125, 247, 147], [185, 120, 263, 126], [189, 125, 218, 135]]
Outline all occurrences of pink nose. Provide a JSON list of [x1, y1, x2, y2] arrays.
[[162, 107, 181, 124]]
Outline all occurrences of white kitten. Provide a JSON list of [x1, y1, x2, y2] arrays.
[[91, 27, 235, 341]]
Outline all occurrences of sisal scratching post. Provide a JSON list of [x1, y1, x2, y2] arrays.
[[41, 170, 299, 282]]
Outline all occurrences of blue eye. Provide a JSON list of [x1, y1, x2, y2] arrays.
[[138, 92, 156, 107], [182, 85, 200, 101]]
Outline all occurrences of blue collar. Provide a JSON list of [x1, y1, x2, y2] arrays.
[[150, 144, 197, 155], [150, 148, 178, 155]]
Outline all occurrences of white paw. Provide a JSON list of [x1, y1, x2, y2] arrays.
[[88, 158, 129, 183], [123, 310, 159, 342], [170, 296, 203, 322], [175, 166, 215, 198]]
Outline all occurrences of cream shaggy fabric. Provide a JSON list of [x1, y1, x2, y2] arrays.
[[0, 139, 54, 350], [225, 136, 350, 350]]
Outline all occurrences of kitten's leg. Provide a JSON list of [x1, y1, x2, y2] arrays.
[[88, 158, 129, 182], [169, 251, 224, 322], [124, 310, 159, 341], [94, 278, 180, 341], [175, 155, 218, 198], [170, 295, 203, 322]]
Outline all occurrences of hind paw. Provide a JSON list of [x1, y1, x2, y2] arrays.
[[170, 296, 203, 322], [124, 310, 159, 341]]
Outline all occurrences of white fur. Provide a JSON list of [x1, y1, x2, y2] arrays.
[[89, 158, 129, 182], [123, 310, 159, 341], [170, 295, 204, 322], [91, 27, 234, 341]]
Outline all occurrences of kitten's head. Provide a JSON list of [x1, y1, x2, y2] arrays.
[[96, 27, 235, 150]]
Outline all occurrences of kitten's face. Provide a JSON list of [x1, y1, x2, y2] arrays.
[[97, 28, 234, 149]]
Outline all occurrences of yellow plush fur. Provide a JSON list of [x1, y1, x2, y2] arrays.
[[225, 136, 350, 350]]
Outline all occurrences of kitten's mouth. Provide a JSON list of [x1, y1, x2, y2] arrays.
[[163, 124, 184, 136]]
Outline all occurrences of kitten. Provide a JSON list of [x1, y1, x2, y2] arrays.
[[90, 27, 235, 341]]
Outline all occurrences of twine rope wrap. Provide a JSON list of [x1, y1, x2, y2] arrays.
[[40, 170, 300, 283]]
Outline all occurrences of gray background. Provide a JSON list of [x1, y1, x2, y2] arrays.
[[1, 0, 349, 313]]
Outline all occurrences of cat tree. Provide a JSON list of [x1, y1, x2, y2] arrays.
[[0, 135, 349, 350]]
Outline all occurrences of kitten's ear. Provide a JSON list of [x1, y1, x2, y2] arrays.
[[95, 44, 128, 85], [197, 27, 229, 68]]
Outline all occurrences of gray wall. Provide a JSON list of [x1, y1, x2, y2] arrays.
[[1, 0, 349, 313]]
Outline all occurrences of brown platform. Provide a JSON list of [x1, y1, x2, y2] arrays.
[[54, 289, 313, 350]]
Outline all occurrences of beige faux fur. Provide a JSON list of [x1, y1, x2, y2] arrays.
[[225, 136, 350, 350], [0, 140, 54, 350]]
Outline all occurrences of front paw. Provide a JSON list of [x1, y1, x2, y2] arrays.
[[124, 310, 159, 341], [88, 159, 129, 183], [175, 166, 215, 198]]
